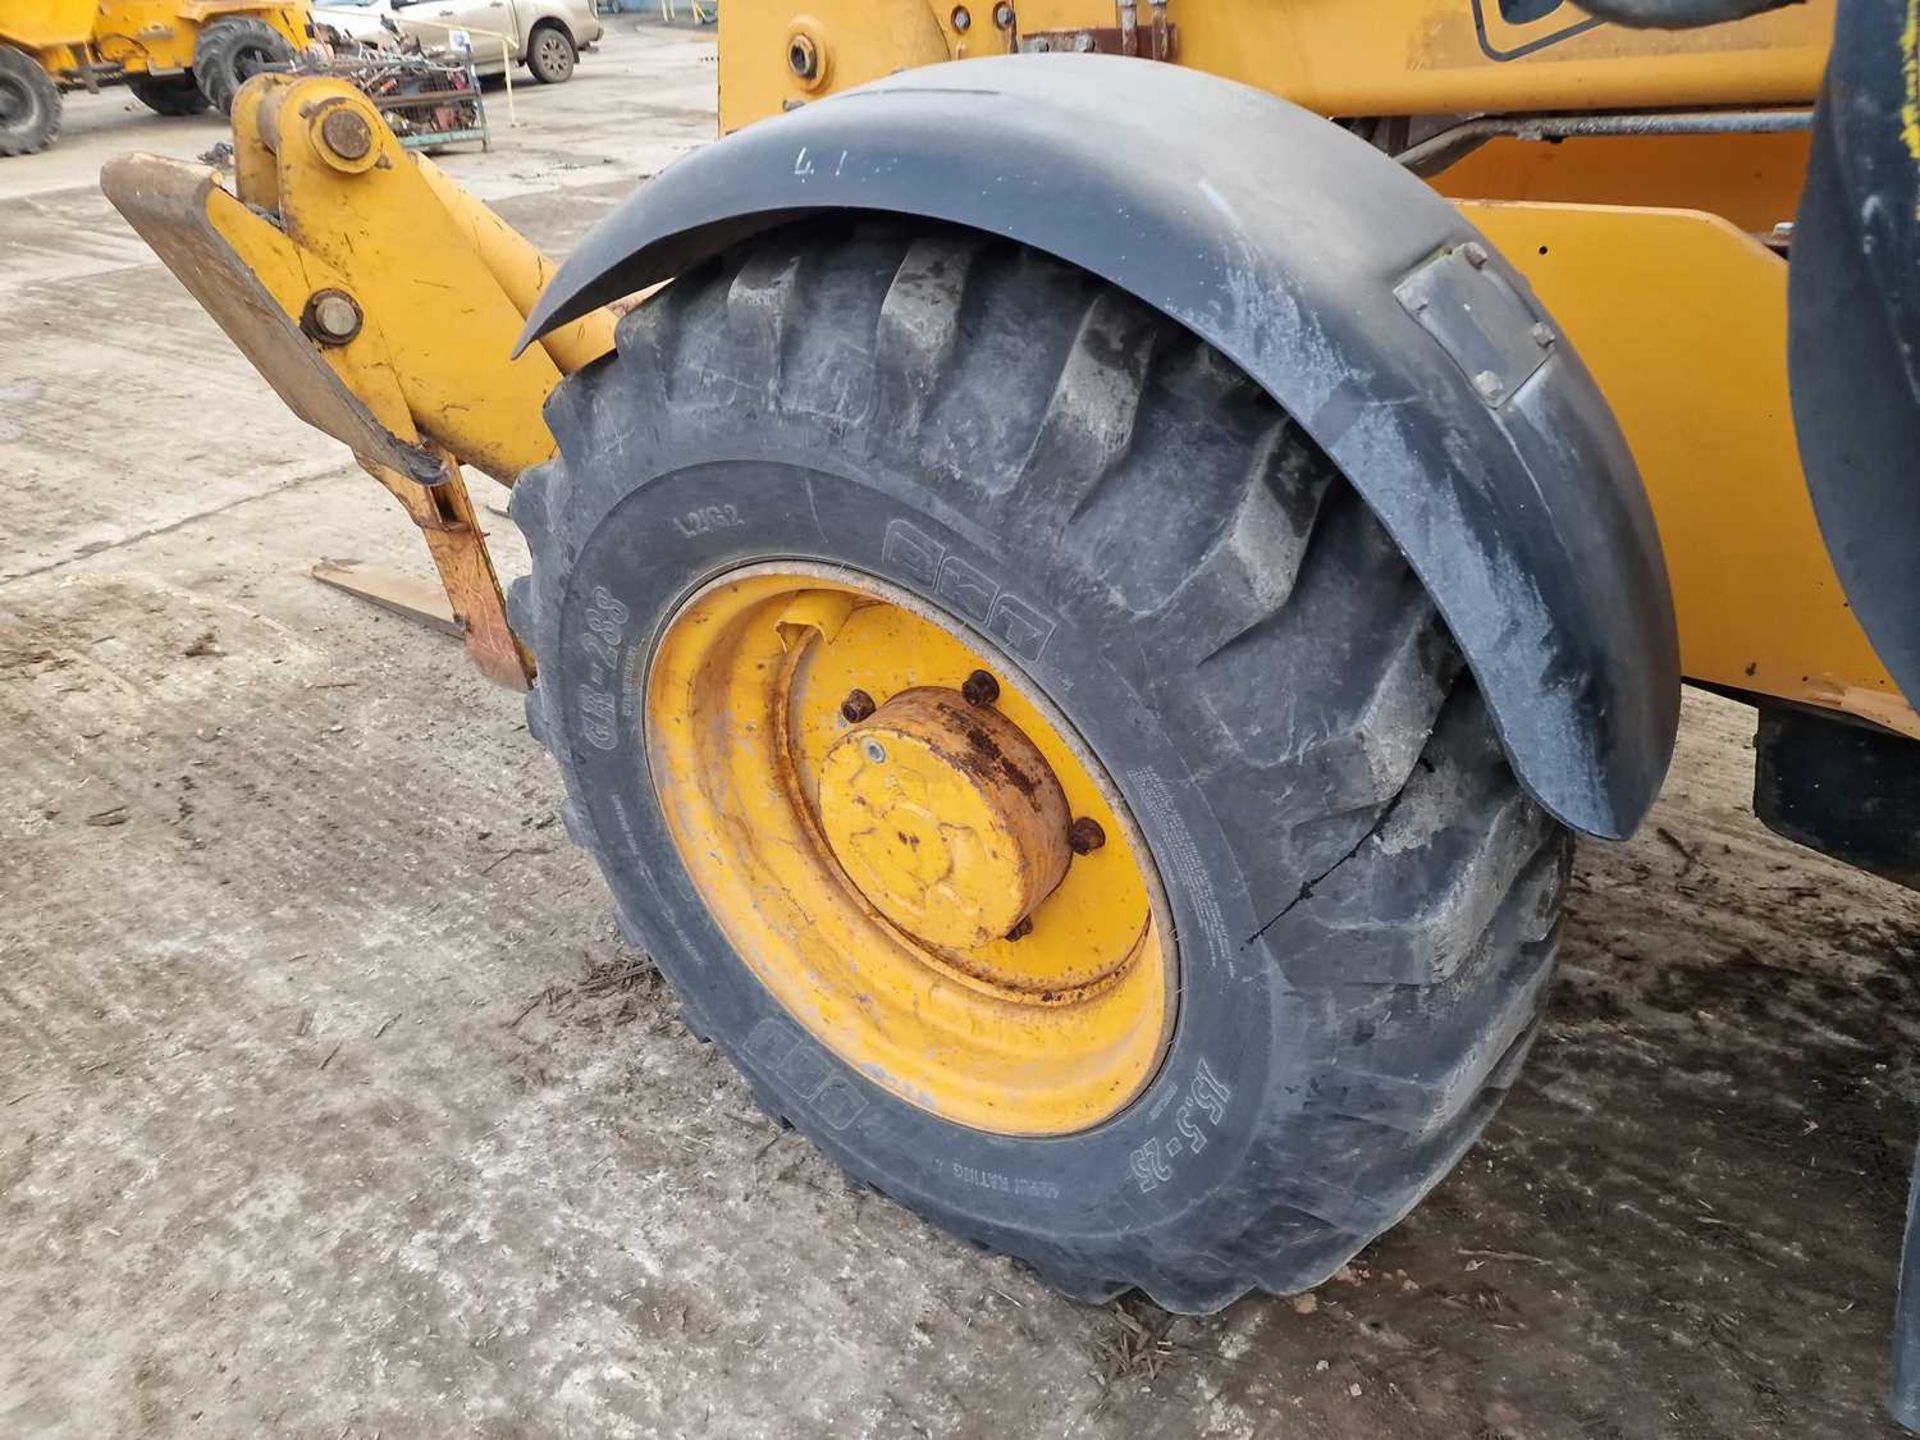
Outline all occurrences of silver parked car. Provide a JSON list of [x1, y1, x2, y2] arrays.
[[313, 0, 602, 82]]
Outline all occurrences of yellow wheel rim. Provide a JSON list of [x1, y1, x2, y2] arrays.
[[645, 563, 1176, 1136]]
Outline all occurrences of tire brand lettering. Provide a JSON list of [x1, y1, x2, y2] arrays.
[[949, 1161, 1061, 1201], [576, 586, 631, 750], [670, 504, 745, 538], [578, 686, 619, 751], [1129, 1059, 1233, 1194], [936, 554, 997, 622], [1126, 767, 1232, 968], [880, 518, 1057, 663], [588, 585, 629, 626], [745, 1017, 868, 1131], [985, 592, 1053, 661], [882, 516, 944, 586]]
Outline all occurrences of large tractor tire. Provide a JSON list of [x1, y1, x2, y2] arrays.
[[511, 218, 1573, 1311], [0, 44, 61, 157], [129, 75, 211, 116], [192, 18, 293, 114]]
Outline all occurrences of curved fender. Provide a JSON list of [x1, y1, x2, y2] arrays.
[[521, 56, 1679, 840], [1788, 0, 1920, 709]]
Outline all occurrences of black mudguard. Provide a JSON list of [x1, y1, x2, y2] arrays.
[[1787, 7, 1920, 1430], [520, 56, 1679, 840], [1788, 0, 1920, 710]]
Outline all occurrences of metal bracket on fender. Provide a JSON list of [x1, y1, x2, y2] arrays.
[[520, 56, 1680, 839]]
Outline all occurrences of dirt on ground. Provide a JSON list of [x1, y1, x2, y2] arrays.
[[4, 23, 1920, 1440]]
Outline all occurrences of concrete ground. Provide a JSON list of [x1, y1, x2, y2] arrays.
[[5, 22, 1920, 1439]]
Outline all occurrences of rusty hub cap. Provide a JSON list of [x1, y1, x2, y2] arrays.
[[819, 687, 1071, 952]]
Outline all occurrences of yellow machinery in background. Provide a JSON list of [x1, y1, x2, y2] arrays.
[[0, 0, 310, 153], [101, 0, 1920, 1421]]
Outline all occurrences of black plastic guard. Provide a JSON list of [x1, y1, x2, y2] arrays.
[[1788, 0, 1920, 709], [520, 56, 1680, 839], [1753, 703, 1920, 890]]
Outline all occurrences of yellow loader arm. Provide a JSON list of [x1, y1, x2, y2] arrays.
[[101, 73, 617, 690]]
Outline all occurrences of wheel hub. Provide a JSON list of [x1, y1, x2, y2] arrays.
[[645, 563, 1176, 1135], [819, 687, 1071, 951]]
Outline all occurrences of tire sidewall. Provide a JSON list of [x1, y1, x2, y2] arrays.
[[546, 441, 1309, 1269], [194, 21, 288, 113], [529, 26, 574, 82], [0, 48, 58, 154]]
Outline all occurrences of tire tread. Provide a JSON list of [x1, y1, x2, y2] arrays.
[[512, 217, 1573, 1315]]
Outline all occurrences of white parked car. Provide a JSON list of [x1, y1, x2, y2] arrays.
[[311, 0, 601, 82], [310, 0, 402, 50]]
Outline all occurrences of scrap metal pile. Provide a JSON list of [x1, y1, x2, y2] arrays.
[[297, 46, 488, 151]]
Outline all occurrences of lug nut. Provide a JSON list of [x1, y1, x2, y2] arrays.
[[950, 4, 971, 30], [1005, 916, 1033, 942], [993, 1, 1014, 26], [961, 669, 1000, 707], [863, 739, 887, 764], [840, 688, 876, 723], [1068, 817, 1106, 855]]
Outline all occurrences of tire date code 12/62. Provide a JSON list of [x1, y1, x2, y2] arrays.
[[1129, 1060, 1232, 1193], [670, 504, 744, 538]]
